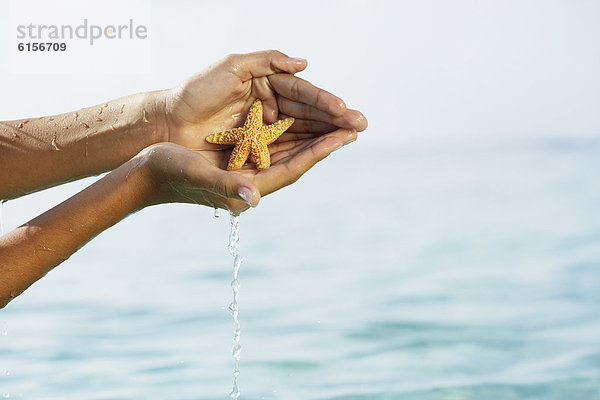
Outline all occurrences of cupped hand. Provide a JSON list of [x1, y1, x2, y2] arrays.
[[140, 127, 357, 214], [158, 50, 367, 150]]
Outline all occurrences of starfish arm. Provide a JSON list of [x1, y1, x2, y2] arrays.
[[260, 117, 295, 145], [243, 99, 263, 130], [206, 128, 245, 145], [227, 138, 252, 171], [251, 138, 271, 170]]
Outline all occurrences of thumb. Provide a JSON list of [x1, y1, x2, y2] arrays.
[[232, 50, 307, 80], [211, 169, 261, 208]]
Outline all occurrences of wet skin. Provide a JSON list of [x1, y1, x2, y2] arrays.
[[0, 50, 367, 308]]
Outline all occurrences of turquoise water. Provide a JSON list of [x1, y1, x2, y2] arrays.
[[1, 138, 599, 399]]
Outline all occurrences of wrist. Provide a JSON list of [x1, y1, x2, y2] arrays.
[[130, 143, 175, 208], [144, 89, 171, 144]]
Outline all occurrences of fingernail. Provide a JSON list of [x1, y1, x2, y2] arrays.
[[290, 57, 307, 63], [238, 187, 256, 207]]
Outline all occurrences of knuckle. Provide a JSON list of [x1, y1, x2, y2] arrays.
[[212, 178, 228, 197], [289, 79, 300, 100], [223, 53, 241, 69]]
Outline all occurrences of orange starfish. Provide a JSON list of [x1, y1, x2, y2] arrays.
[[206, 99, 294, 170]]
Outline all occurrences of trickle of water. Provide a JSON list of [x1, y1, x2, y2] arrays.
[[0, 200, 5, 235], [51, 134, 62, 151], [227, 213, 242, 400], [214, 208, 220, 218]]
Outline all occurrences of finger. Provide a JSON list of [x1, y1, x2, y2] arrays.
[[227, 50, 307, 82], [278, 96, 368, 131], [255, 133, 348, 196], [285, 116, 338, 133], [270, 129, 357, 164], [273, 132, 322, 143], [268, 74, 346, 117], [189, 159, 261, 207]]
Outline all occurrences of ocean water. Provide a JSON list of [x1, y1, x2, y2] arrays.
[[1, 137, 600, 399]]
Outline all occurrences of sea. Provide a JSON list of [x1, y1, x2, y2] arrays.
[[1, 136, 599, 399]]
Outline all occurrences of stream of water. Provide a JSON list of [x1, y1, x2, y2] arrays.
[[227, 213, 242, 399]]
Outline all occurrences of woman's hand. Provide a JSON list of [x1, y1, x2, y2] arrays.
[[158, 50, 367, 150], [140, 127, 358, 214]]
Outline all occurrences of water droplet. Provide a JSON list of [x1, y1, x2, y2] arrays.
[[231, 279, 240, 291], [1, 330, 7, 337], [0, 200, 4, 235], [51, 135, 62, 151], [143, 110, 150, 123], [229, 386, 240, 400], [80, 122, 89, 128], [103, 103, 108, 108], [96, 117, 103, 122], [110, 125, 116, 131], [72, 112, 79, 119], [3, 392, 10, 398], [214, 208, 220, 218], [14, 122, 23, 129], [232, 343, 242, 360], [62, 126, 69, 130], [4, 370, 9, 376], [234, 255, 243, 269], [98, 107, 103, 115], [120, 104, 125, 113]]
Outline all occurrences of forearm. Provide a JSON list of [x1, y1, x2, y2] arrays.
[[0, 90, 167, 200], [0, 155, 155, 308]]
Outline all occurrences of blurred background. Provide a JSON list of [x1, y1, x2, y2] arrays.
[[1, 1, 599, 399]]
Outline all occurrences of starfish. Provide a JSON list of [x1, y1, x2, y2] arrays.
[[206, 99, 294, 170]]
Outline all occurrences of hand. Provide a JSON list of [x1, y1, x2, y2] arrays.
[[158, 50, 367, 149], [139, 127, 357, 214]]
